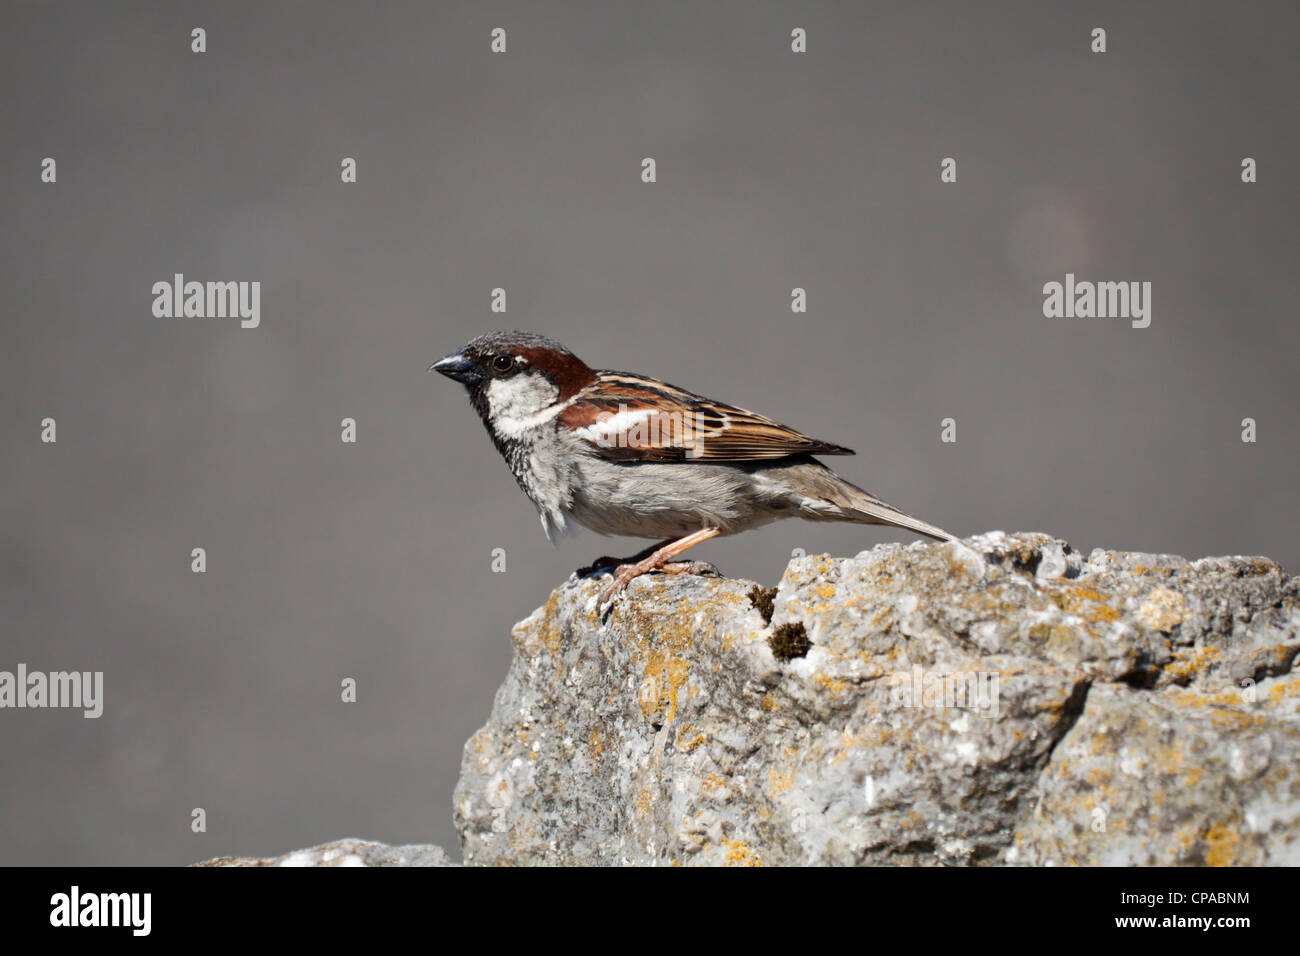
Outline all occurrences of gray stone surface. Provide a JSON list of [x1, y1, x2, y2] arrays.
[[454, 532, 1299, 865], [199, 531, 1299, 866], [197, 838, 456, 867]]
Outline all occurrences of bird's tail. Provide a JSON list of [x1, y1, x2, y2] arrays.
[[815, 471, 957, 542]]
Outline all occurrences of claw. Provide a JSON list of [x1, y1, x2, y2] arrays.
[[593, 529, 722, 615]]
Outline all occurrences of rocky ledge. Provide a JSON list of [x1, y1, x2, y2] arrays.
[[196, 838, 456, 867], [204, 532, 1300, 866]]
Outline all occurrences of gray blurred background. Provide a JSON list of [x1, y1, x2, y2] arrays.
[[2, 1, 1296, 865]]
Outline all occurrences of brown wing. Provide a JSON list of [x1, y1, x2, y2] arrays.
[[558, 371, 854, 463]]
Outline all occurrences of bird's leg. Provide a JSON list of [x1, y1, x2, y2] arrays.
[[575, 538, 676, 578], [597, 528, 721, 609]]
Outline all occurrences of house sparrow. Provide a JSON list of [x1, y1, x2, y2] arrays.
[[432, 331, 955, 609]]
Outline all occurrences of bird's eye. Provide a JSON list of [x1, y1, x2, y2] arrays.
[[492, 355, 513, 372]]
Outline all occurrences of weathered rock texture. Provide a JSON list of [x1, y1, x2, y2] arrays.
[[197, 838, 456, 867], [198, 532, 1299, 867], [454, 532, 1300, 866]]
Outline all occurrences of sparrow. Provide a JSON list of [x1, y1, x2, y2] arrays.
[[431, 331, 956, 610]]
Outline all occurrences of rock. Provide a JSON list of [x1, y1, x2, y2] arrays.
[[453, 532, 1300, 866], [196, 838, 456, 867], [195, 531, 1299, 867]]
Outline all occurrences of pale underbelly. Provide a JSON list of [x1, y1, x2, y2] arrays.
[[562, 459, 786, 539]]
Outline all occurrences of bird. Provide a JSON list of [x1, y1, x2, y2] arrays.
[[431, 331, 956, 610]]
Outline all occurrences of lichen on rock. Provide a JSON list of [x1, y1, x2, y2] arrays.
[[453, 532, 1300, 866], [200, 531, 1299, 867]]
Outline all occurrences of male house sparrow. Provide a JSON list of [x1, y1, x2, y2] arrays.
[[432, 331, 955, 608]]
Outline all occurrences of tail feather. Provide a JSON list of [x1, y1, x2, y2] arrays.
[[811, 470, 956, 542], [841, 493, 956, 542]]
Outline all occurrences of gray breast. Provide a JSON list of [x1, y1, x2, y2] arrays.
[[563, 446, 781, 539]]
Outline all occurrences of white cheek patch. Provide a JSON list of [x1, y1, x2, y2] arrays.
[[486, 374, 564, 437]]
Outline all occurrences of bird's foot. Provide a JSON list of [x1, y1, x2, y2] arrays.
[[596, 558, 722, 616], [575, 554, 638, 578], [591, 528, 723, 618], [574, 556, 620, 578], [575, 539, 675, 579]]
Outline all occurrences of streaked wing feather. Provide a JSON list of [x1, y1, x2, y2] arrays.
[[559, 372, 854, 463]]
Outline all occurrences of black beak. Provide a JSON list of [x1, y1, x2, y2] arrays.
[[429, 350, 482, 386]]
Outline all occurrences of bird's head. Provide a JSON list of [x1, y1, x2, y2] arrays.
[[431, 331, 596, 437]]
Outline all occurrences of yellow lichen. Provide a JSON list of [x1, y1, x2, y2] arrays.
[[767, 765, 794, 796], [1052, 585, 1122, 623], [676, 724, 707, 752], [1204, 824, 1238, 866], [640, 651, 692, 723], [723, 840, 762, 867], [1136, 587, 1189, 632], [814, 674, 848, 694], [701, 774, 727, 799]]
